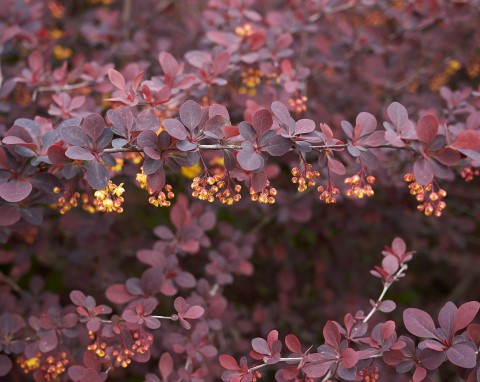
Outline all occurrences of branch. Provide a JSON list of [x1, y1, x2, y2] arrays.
[[363, 263, 408, 323], [32, 81, 91, 100]]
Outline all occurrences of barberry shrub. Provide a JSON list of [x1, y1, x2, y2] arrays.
[[0, 1, 479, 381]]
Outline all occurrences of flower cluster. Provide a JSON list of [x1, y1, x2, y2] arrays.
[[239, 68, 263, 96], [191, 175, 224, 203], [344, 174, 375, 199], [288, 96, 308, 113], [461, 166, 480, 182], [317, 184, 340, 204], [250, 181, 277, 204], [291, 164, 320, 192], [53, 188, 80, 214], [94, 181, 125, 213], [404, 173, 447, 217]]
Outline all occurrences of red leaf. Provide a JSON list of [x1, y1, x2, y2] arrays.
[[451, 130, 480, 149], [285, 334, 302, 353], [219, 355, 239, 371], [416, 115, 438, 145], [107, 68, 126, 92], [105, 283, 134, 304], [183, 305, 204, 319], [252, 109, 273, 137], [159, 352, 173, 381], [341, 348, 358, 368], [453, 301, 480, 334], [323, 321, 341, 349]]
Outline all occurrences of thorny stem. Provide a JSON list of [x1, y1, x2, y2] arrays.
[[247, 358, 303, 373], [102, 143, 412, 154], [363, 263, 408, 323], [32, 81, 91, 100], [321, 371, 333, 381]]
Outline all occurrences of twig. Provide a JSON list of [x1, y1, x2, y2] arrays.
[[32, 81, 90, 100]]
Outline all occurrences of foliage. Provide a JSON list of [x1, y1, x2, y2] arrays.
[[0, 0, 479, 381]]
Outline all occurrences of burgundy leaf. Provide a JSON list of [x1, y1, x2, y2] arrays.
[[252, 109, 273, 137], [219, 355, 239, 370], [85, 160, 109, 190], [183, 306, 204, 319], [446, 343, 476, 368], [356, 112, 377, 136], [403, 308, 438, 339], [451, 130, 480, 149], [387, 102, 408, 129], [413, 157, 434, 186], [107, 68, 126, 91], [0, 205, 21, 226], [0, 180, 32, 202], [0, 355, 12, 377], [237, 145, 263, 171], [323, 321, 341, 349], [453, 301, 480, 334], [159, 352, 173, 381], [165, 119, 188, 140], [179, 100, 202, 132], [416, 115, 438, 145], [252, 338, 270, 355], [65, 146, 95, 161], [285, 334, 302, 354], [341, 348, 358, 368], [419, 348, 446, 370]]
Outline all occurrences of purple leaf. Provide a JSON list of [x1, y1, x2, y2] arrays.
[[413, 157, 434, 186], [295, 119, 316, 135], [83, 114, 106, 142], [179, 100, 202, 132], [356, 112, 377, 136], [454, 301, 480, 334], [0, 180, 32, 202], [108, 68, 126, 91], [252, 109, 273, 137], [323, 321, 341, 349], [65, 146, 95, 161], [416, 115, 438, 145], [403, 308, 438, 339], [378, 300, 396, 313], [341, 348, 358, 368], [85, 161, 109, 190], [39, 330, 58, 353], [419, 348, 446, 370], [165, 119, 188, 140], [107, 107, 133, 138], [252, 338, 270, 355], [251, 171, 267, 192], [0, 354, 12, 377], [285, 334, 302, 354], [387, 102, 408, 129], [237, 145, 263, 171], [265, 135, 292, 156], [0, 205, 21, 226], [446, 343, 476, 368], [183, 306, 204, 319], [159, 352, 173, 381]]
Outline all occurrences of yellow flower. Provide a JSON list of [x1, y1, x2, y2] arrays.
[[181, 163, 202, 179]]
